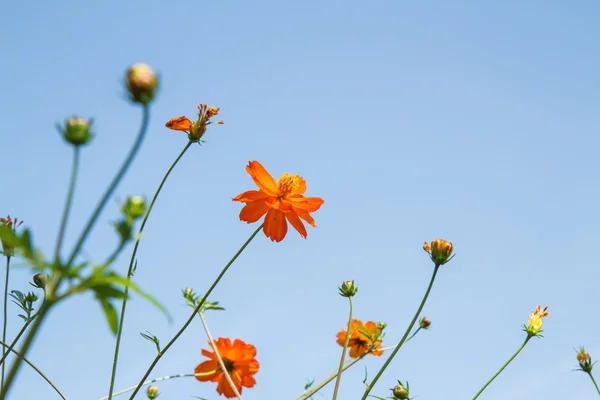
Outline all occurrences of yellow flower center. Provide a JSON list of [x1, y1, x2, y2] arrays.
[[278, 173, 301, 195]]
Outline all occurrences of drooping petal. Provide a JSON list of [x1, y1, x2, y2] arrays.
[[239, 201, 269, 223], [294, 207, 317, 227], [288, 195, 324, 212], [285, 211, 307, 238], [263, 208, 287, 242], [195, 360, 219, 381], [232, 190, 268, 203], [165, 116, 193, 131], [246, 161, 278, 196]]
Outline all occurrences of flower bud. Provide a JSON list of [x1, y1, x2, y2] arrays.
[[392, 381, 410, 399], [146, 385, 160, 399], [32, 274, 48, 289], [419, 317, 431, 329], [24, 292, 38, 303], [576, 347, 593, 373], [523, 305, 549, 337], [376, 321, 387, 331], [423, 239, 454, 266], [126, 63, 158, 105], [122, 196, 147, 221], [338, 280, 358, 297], [183, 288, 196, 303], [0, 216, 22, 257], [59, 116, 94, 146]]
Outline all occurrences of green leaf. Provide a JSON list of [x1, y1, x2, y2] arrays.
[[91, 284, 127, 300], [104, 274, 171, 323], [99, 298, 119, 335]]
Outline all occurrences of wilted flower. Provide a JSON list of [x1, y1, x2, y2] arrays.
[[195, 338, 259, 398], [126, 63, 158, 105], [523, 305, 549, 337], [336, 319, 384, 358], [165, 104, 223, 143], [423, 239, 454, 266], [232, 161, 324, 242]]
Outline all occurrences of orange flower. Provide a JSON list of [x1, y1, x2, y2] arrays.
[[166, 104, 223, 142], [232, 161, 324, 242], [336, 319, 384, 358], [195, 338, 259, 398]]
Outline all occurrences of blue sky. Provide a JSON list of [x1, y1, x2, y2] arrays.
[[1, 1, 599, 399]]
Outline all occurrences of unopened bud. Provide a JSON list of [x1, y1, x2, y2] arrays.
[[146, 385, 160, 399], [32, 274, 48, 289], [392, 381, 410, 399], [423, 239, 454, 266], [338, 280, 358, 297], [419, 317, 431, 329], [183, 288, 195, 303], [60, 116, 94, 146], [24, 292, 38, 303], [576, 347, 593, 373], [126, 63, 158, 105], [122, 196, 147, 221]]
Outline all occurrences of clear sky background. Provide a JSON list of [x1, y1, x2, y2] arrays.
[[1, 1, 599, 399]]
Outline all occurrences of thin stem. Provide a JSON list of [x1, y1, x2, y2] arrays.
[[1, 256, 10, 388], [361, 264, 440, 400], [405, 327, 422, 343], [588, 372, 600, 396], [198, 312, 242, 400], [332, 297, 353, 400], [107, 141, 193, 400], [54, 146, 81, 262], [471, 336, 532, 399], [0, 314, 36, 365], [98, 372, 213, 400], [128, 223, 264, 399], [65, 105, 151, 268], [0, 340, 66, 400]]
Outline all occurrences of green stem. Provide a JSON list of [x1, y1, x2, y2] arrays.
[[332, 297, 353, 400], [471, 336, 531, 399], [0, 339, 66, 400], [198, 312, 243, 400], [98, 372, 212, 400], [361, 264, 440, 400], [127, 223, 264, 399], [405, 327, 422, 343], [107, 140, 192, 400], [54, 146, 80, 263], [1, 256, 10, 389], [65, 104, 151, 268], [0, 314, 36, 365], [587, 372, 600, 397]]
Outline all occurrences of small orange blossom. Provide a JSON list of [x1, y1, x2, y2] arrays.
[[166, 104, 223, 142], [232, 161, 324, 242], [195, 338, 259, 398], [336, 319, 384, 358]]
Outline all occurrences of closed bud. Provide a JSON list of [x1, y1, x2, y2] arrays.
[[183, 288, 195, 303], [419, 317, 431, 329], [338, 280, 358, 297], [24, 292, 38, 303], [122, 196, 147, 221], [392, 380, 410, 399], [59, 116, 94, 146], [423, 239, 454, 266], [32, 274, 48, 289], [576, 347, 593, 373], [0, 216, 23, 257], [126, 63, 158, 105], [146, 385, 160, 399], [376, 321, 387, 330]]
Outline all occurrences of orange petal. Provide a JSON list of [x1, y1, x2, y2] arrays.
[[232, 190, 268, 203], [286, 211, 307, 238], [246, 161, 278, 196], [263, 208, 287, 242], [239, 201, 269, 223], [294, 177, 307, 194], [289, 195, 324, 212], [242, 374, 257, 388], [165, 116, 192, 131], [294, 207, 317, 227], [195, 360, 219, 381], [336, 330, 348, 346]]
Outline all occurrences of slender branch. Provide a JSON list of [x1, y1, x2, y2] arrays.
[[0, 340, 66, 400], [361, 264, 440, 400], [54, 146, 81, 262], [65, 105, 151, 268], [472, 336, 531, 399], [588, 372, 600, 396], [1, 256, 10, 388], [198, 312, 242, 400], [127, 223, 264, 399], [98, 372, 214, 400], [332, 297, 353, 400], [0, 314, 37, 365], [107, 141, 192, 399]]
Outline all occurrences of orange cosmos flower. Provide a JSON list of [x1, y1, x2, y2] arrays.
[[336, 319, 384, 358], [195, 338, 259, 398], [232, 161, 324, 242], [165, 104, 223, 142]]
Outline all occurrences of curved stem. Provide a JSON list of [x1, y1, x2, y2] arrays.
[[107, 141, 192, 400], [472, 336, 531, 399], [361, 264, 440, 400], [198, 312, 242, 400], [0, 314, 36, 365], [54, 146, 81, 263], [65, 105, 151, 268], [332, 297, 353, 400], [1, 256, 10, 388], [98, 372, 214, 400], [127, 223, 264, 399], [0, 339, 66, 400], [405, 327, 422, 343], [588, 372, 600, 396]]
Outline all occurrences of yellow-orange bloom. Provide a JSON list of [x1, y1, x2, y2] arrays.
[[166, 104, 223, 142], [336, 319, 384, 358], [524, 305, 549, 337], [232, 161, 324, 242], [195, 338, 259, 398]]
